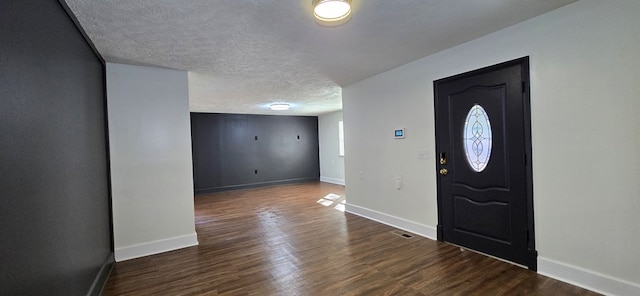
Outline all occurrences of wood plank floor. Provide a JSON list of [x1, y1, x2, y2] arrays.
[[103, 182, 600, 295]]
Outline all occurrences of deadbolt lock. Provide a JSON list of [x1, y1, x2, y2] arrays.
[[439, 152, 447, 165], [439, 168, 449, 176]]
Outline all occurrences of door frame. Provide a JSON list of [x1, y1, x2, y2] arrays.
[[433, 57, 537, 270]]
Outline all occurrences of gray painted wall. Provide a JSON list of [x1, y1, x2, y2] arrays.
[[191, 113, 320, 193], [0, 0, 112, 294]]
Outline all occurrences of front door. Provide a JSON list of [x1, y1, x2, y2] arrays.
[[434, 57, 536, 270]]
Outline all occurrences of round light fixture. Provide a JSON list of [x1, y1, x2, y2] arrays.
[[270, 103, 290, 111], [312, 0, 352, 27]]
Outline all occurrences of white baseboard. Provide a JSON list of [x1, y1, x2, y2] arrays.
[[115, 233, 199, 262], [345, 204, 640, 296], [345, 203, 437, 240], [538, 257, 640, 296], [320, 176, 345, 186]]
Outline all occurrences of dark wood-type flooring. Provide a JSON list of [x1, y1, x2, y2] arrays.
[[103, 182, 599, 295]]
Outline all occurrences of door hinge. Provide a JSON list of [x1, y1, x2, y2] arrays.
[[522, 81, 526, 93], [523, 153, 527, 166], [527, 230, 530, 242]]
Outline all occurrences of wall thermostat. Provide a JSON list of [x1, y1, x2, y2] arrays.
[[394, 128, 405, 139]]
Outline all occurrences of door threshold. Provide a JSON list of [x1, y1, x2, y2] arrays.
[[447, 242, 529, 270]]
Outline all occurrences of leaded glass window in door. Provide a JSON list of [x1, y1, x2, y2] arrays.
[[463, 104, 492, 172]]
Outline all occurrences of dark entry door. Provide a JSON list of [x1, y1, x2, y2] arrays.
[[434, 57, 536, 270]]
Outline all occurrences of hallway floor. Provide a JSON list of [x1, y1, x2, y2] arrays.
[[103, 182, 599, 295]]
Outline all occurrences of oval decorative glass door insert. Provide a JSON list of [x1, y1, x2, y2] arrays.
[[463, 104, 492, 172]]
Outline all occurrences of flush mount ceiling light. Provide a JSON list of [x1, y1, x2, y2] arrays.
[[312, 0, 352, 27], [270, 103, 290, 111]]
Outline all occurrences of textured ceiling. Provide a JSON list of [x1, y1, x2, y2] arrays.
[[64, 0, 576, 116]]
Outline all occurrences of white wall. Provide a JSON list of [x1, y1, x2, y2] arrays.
[[343, 0, 640, 295], [106, 63, 198, 261], [319, 111, 345, 185]]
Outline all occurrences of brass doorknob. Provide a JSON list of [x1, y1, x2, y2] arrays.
[[439, 168, 448, 176]]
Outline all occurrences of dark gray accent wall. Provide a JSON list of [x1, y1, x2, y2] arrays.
[[191, 113, 320, 193], [1, 1, 113, 295]]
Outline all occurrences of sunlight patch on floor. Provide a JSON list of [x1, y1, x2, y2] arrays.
[[316, 198, 334, 206], [324, 193, 341, 201], [316, 193, 346, 212]]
